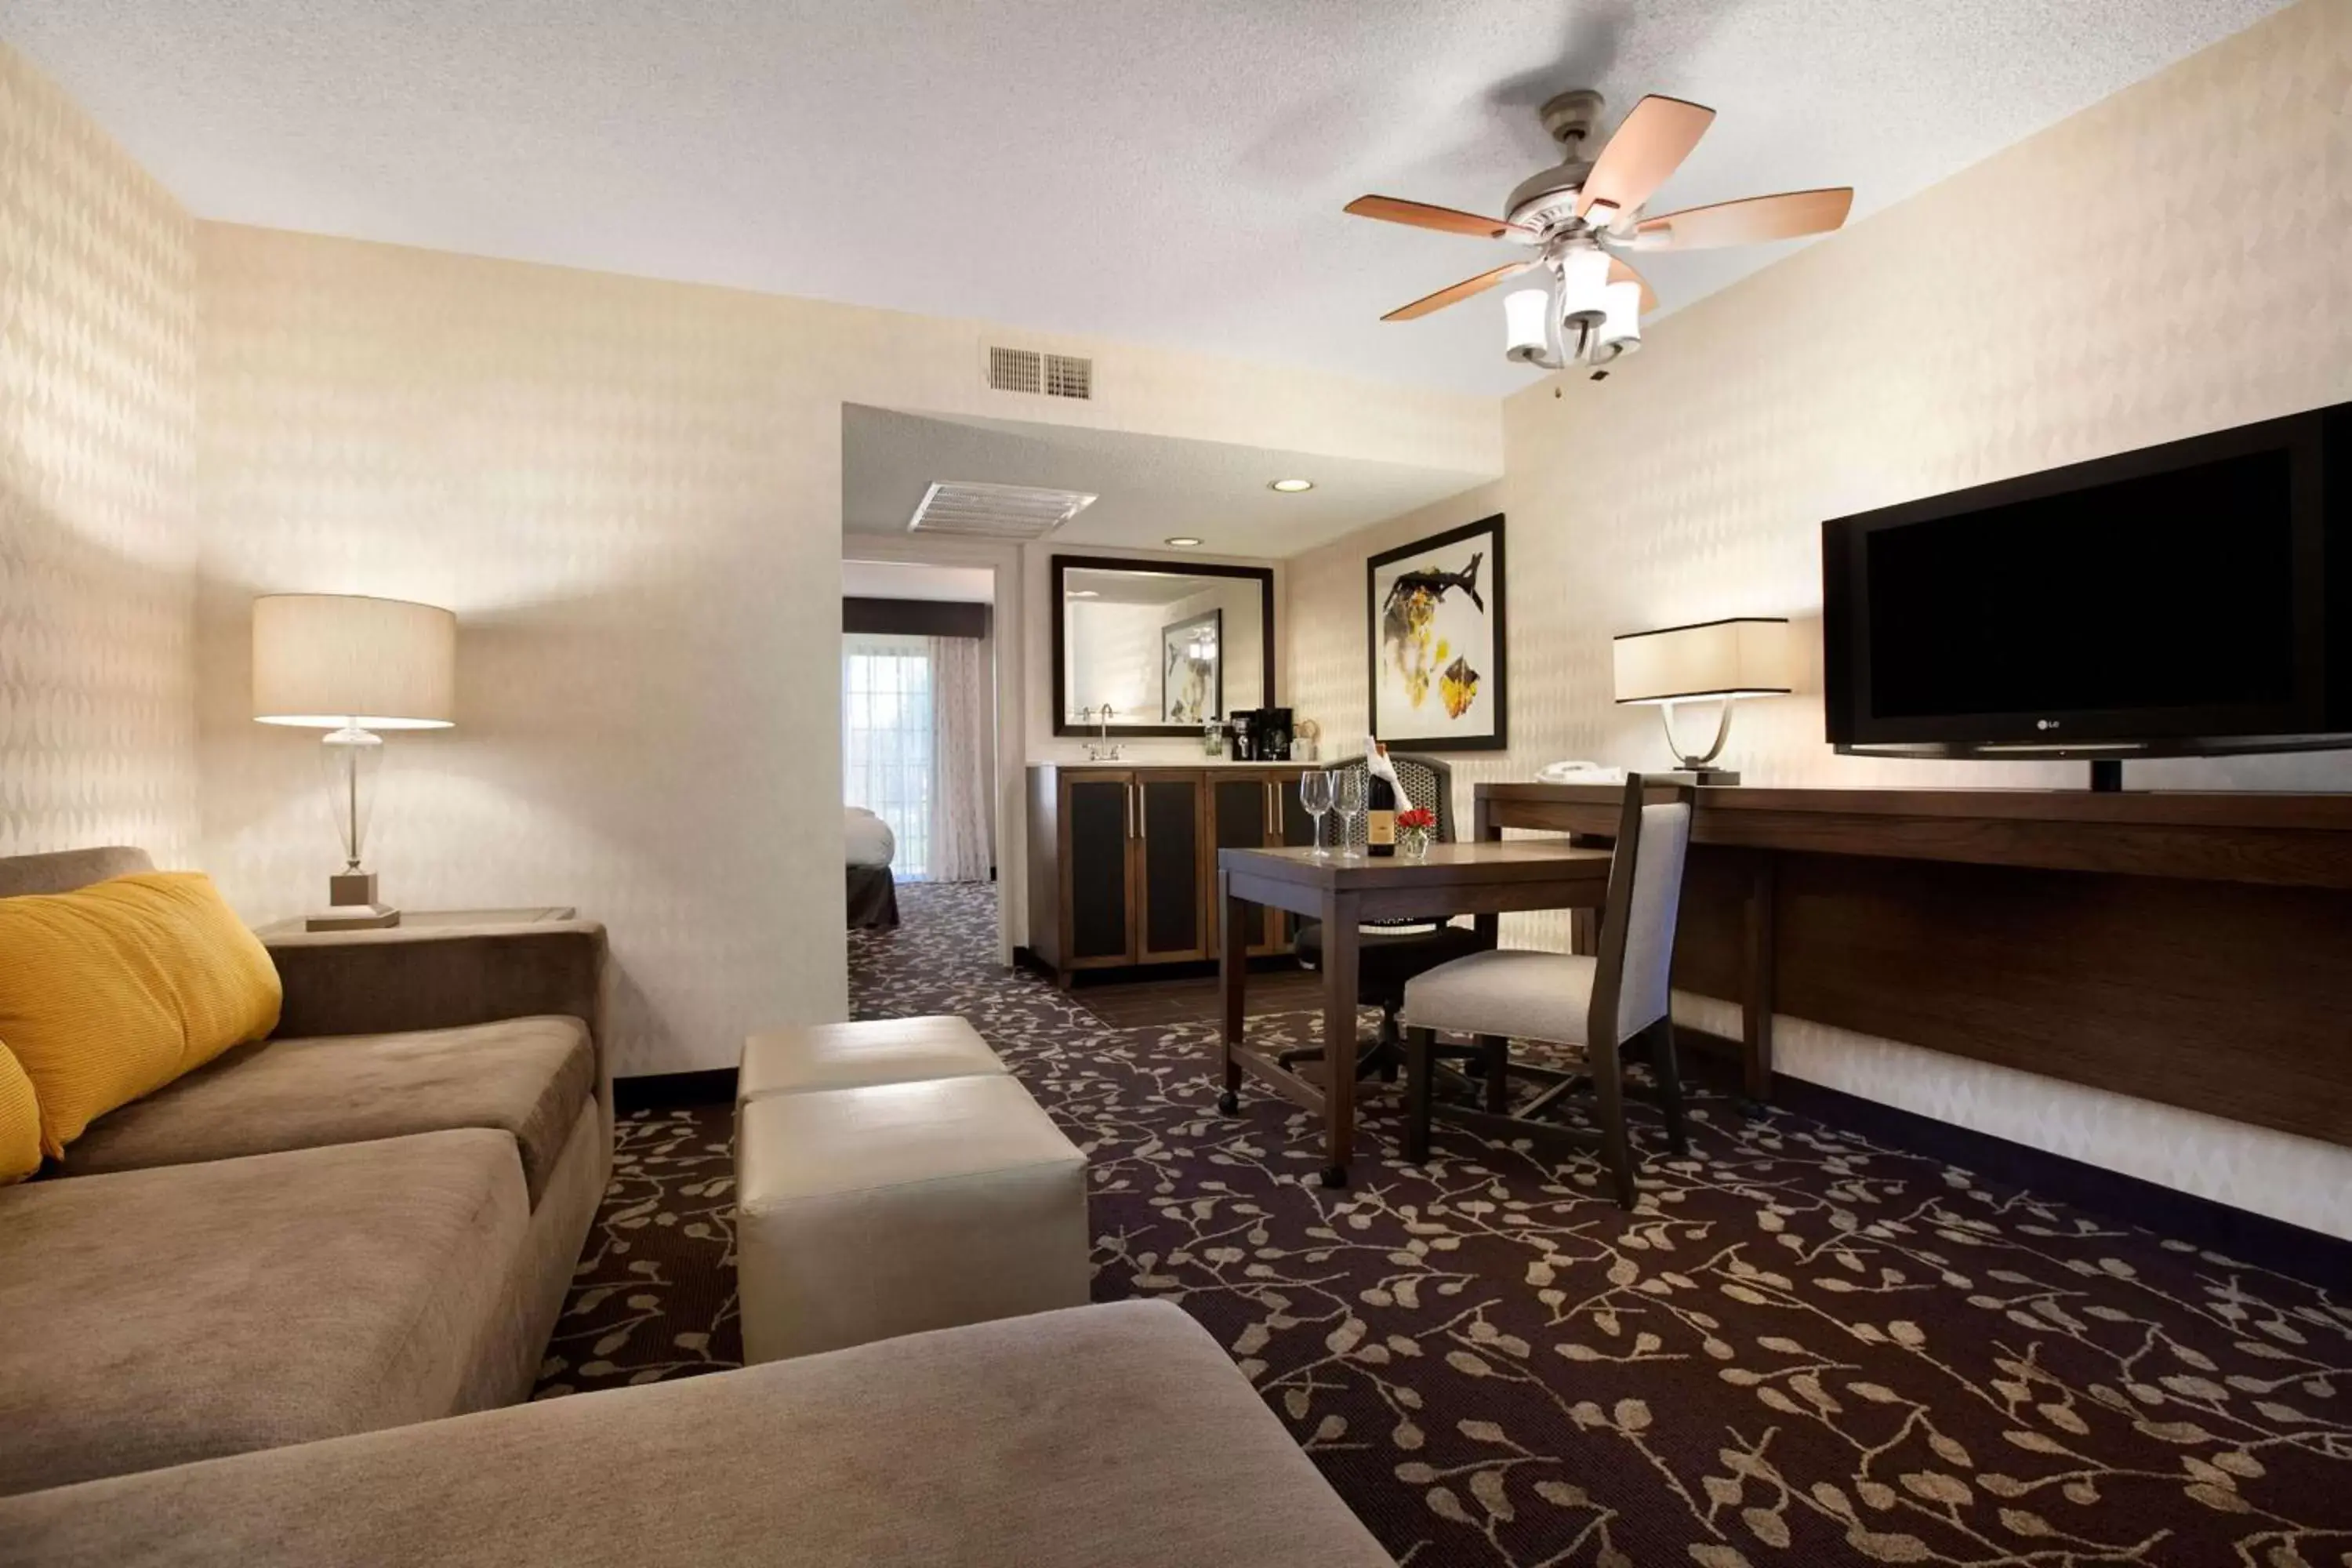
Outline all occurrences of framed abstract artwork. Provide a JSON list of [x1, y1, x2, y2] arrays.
[[1366, 514, 1507, 751], [1160, 609, 1222, 723]]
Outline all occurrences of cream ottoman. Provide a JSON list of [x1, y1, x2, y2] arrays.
[[736, 1075, 1091, 1363], [737, 1014, 1006, 1103]]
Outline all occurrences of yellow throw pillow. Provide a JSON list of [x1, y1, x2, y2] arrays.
[[0, 1043, 40, 1184], [0, 872, 281, 1157]]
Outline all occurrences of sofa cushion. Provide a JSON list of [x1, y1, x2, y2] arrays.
[[61, 1015, 593, 1207], [0, 845, 152, 898], [0, 1128, 532, 1497], [0, 1301, 1396, 1568], [0, 872, 282, 1157]]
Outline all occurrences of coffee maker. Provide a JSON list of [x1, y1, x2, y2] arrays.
[[1230, 707, 1294, 762]]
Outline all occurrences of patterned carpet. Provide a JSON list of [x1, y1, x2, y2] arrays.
[[538, 882, 2352, 1567]]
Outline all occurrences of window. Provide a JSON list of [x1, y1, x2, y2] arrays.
[[843, 633, 931, 880]]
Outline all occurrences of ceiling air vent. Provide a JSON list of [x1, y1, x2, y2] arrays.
[[986, 346, 1043, 394], [984, 344, 1095, 401], [908, 481, 1098, 541]]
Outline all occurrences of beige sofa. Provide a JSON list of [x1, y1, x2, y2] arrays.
[[0, 1300, 1394, 1568], [0, 850, 1394, 1568], [0, 848, 611, 1497]]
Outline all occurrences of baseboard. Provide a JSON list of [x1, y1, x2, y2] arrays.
[[614, 1067, 737, 1112], [1769, 1070, 2352, 1294]]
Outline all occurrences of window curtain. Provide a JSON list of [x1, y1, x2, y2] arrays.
[[927, 633, 994, 883], [843, 633, 933, 879]]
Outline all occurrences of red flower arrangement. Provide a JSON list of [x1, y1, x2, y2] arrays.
[[1396, 806, 1436, 833]]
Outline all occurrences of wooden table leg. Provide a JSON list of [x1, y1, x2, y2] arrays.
[[1320, 890, 1359, 1187], [1742, 858, 1776, 1106], [1473, 795, 1501, 945], [1218, 870, 1246, 1114]]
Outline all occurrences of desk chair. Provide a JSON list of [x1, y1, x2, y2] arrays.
[[1399, 775, 1695, 1208], [1283, 753, 1496, 1097]]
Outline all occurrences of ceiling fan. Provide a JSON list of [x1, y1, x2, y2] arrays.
[[1346, 89, 1852, 377]]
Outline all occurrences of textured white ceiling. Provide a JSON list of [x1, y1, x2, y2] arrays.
[[843, 406, 1492, 556], [3, 0, 2291, 396]]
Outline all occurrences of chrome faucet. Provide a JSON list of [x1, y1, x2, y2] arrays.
[[1080, 704, 1123, 761]]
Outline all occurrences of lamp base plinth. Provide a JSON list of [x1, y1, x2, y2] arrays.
[[1652, 768, 1741, 787], [305, 904, 401, 932], [312, 869, 399, 930]]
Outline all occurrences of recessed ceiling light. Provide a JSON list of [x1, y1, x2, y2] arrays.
[[1069, 589, 1099, 599], [1269, 478, 1314, 493], [1164, 536, 1203, 547]]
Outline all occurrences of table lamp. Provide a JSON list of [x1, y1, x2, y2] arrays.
[[1611, 617, 1793, 786], [252, 593, 456, 930]]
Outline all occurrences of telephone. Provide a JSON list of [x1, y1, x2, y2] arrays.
[[1535, 760, 1627, 786]]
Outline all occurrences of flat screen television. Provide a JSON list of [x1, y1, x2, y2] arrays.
[[1823, 401, 2352, 772]]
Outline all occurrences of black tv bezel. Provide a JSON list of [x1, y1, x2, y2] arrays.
[[1822, 407, 2342, 760]]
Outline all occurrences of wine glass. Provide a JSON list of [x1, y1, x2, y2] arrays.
[[1299, 770, 1332, 858], [1333, 768, 1366, 860]]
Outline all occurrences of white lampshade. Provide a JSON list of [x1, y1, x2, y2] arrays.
[[1613, 618, 1795, 706], [1559, 248, 1612, 321], [252, 594, 457, 729], [1504, 287, 1551, 361], [1598, 279, 1643, 350]]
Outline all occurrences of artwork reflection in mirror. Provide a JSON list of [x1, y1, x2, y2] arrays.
[[1059, 564, 1267, 733], [1161, 611, 1221, 723]]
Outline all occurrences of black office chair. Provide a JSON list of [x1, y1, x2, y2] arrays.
[[1283, 753, 1497, 1092]]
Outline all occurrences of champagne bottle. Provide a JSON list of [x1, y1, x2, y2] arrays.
[[1365, 741, 1399, 857]]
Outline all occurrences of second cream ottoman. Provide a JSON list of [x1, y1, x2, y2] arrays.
[[737, 1014, 1006, 1104], [736, 1074, 1091, 1363]]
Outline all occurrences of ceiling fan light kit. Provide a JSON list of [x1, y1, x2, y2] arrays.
[[1503, 288, 1551, 365], [1346, 89, 1853, 379]]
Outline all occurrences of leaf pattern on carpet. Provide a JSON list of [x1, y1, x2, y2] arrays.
[[539, 881, 2352, 1567]]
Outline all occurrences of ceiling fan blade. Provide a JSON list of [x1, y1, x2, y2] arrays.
[[1607, 256, 1658, 315], [1575, 95, 1715, 220], [1345, 195, 1532, 241], [1381, 261, 1537, 322], [1635, 187, 1854, 249]]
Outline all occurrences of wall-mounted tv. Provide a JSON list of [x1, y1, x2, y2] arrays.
[[1823, 401, 2351, 775]]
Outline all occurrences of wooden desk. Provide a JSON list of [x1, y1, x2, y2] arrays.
[[1475, 783, 2352, 1149], [1217, 842, 1613, 1185]]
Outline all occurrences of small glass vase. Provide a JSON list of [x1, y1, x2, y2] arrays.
[[1398, 826, 1434, 861]]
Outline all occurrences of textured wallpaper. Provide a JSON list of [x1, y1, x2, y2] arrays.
[[0, 45, 198, 864], [1285, 0, 2352, 1236], [194, 225, 853, 1078], [191, 226, 1492, 1076]]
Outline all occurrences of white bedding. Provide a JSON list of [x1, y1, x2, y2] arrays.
[[846, 807, 896, 869]]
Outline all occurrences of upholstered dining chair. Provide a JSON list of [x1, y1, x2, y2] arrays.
[[1398, 774, 1697, 1209], [1285, 753, 1496, 1092]]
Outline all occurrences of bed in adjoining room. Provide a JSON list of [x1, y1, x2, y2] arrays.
[[846, 806, 898, 929]]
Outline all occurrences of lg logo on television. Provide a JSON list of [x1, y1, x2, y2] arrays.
[[2036, 719, 2061, 730]]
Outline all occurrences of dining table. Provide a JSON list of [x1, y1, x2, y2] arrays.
[[1216, 840, 1616, 1186]]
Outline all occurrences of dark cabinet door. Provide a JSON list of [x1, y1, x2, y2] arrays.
[[1062, 773, 1134, 964], [1135, 773, 1207, 961], [1210, 775, 1276, 952]]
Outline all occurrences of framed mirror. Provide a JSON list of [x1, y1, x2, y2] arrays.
[[1052, 555, 1276, 737]]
